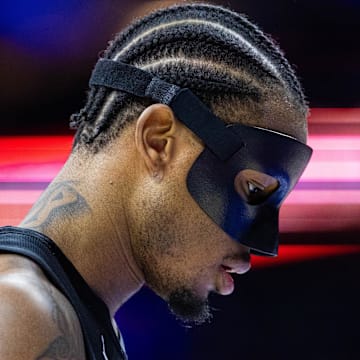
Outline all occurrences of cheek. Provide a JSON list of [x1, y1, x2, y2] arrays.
[[128, 158, 234, 294], [131, 191, 225, 295]]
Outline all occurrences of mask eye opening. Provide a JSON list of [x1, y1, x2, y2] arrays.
[[235, 169, 279, 205]]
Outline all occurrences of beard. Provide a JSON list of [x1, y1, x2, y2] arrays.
[[129, 180, 215, 326], [167, 287, 212, 326]]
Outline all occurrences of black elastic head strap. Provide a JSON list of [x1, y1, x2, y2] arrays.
[[89, 59, 240, 160]]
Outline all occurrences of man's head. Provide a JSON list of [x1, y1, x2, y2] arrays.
[[69, 3, 310, 325], [70, 3, 308, 148]]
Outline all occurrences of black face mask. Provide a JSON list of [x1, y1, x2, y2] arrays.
[[89, 59, 313, 256], [187, 123, 312, 256]]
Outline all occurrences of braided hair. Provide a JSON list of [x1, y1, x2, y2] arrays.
[[70, 3, 307, 152]]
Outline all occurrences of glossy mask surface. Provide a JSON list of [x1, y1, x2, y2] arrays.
[[186, 124, 313, 256]]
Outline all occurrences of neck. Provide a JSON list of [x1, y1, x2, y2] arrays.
[[20, 151, 144, 315]]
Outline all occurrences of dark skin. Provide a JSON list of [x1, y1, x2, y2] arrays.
[[0, 103, 306, 359], [0, 254, 85, 359]]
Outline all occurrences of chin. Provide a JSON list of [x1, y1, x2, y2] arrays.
[[167, 287, 213, 326]]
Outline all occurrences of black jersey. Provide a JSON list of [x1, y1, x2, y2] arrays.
[[0, 226, 127, 360]]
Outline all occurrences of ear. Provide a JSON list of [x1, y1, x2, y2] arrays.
[[135, 104, 176, 180]]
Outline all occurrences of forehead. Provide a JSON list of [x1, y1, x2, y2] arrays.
[[216, 93, 308, 144], [261, 98, 308, 144]]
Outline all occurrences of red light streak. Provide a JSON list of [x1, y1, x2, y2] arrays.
[[252, 245, 360, 269], [0, 109, 359, 266]]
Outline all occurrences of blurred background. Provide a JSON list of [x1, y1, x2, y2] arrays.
[[1, 0, 359, 359]]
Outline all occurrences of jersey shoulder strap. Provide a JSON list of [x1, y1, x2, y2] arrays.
[[0, 226, 127, 360]]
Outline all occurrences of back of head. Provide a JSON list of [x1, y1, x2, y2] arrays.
[[70, 2, 307, 152]]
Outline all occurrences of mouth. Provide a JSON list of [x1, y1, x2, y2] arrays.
[[221, 264, 233, 272], [217, 265, 235, 295]]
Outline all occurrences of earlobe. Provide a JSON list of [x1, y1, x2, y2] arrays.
[[135, 104, 176, 180]]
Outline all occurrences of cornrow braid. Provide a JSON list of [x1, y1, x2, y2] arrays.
[[70, 3, 307, 152]]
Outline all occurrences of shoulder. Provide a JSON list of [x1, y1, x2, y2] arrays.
[[0, 255, 86, 360]]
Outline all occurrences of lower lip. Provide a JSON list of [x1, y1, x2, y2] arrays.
[[218, 268, 235, 296]]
